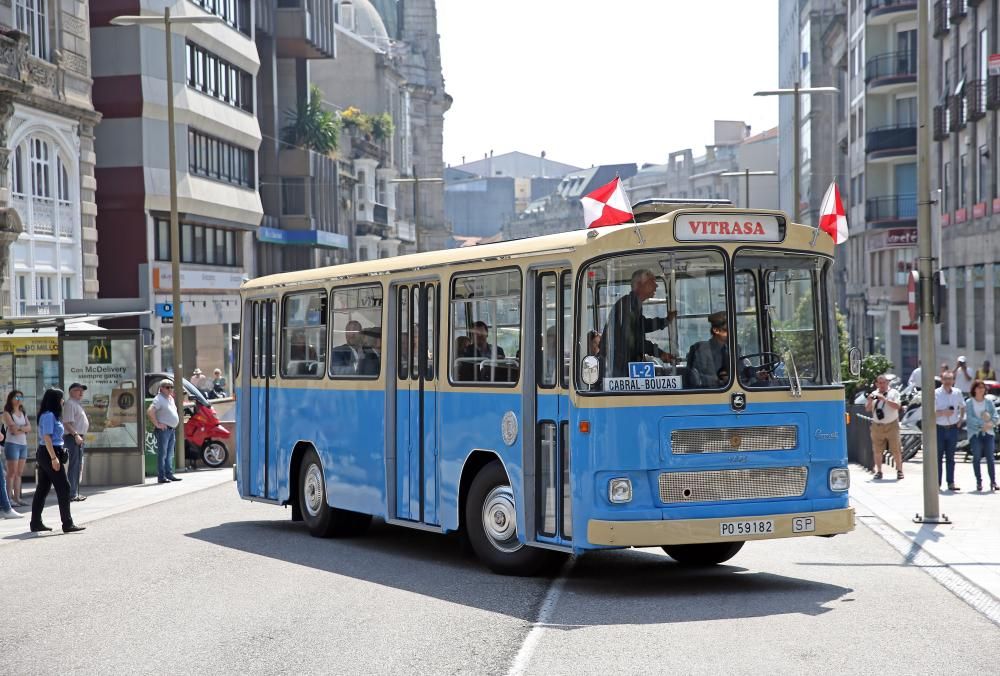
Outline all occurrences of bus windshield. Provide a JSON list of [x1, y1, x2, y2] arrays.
[[733, 251, 834, 389]]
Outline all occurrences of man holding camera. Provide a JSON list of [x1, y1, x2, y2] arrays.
[[935, 371, 966, 491], [866, 374, 903, 480]]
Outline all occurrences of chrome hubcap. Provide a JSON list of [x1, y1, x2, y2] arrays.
[[303, 463, 324, 517], [482, 485, 522, 553], [203, 444, 225, 465]]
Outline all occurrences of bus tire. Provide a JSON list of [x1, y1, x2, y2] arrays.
[[465, 461, 564, 576], [298, 448, 372, 538], [662, 541, 745, 566]]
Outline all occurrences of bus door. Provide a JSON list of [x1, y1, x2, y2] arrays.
[[530, 270, 573, 542], [394, 281, 440, 524], [248, 298, 277, 500]]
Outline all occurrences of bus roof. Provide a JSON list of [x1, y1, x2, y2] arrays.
[[242, 209, 829, 291]]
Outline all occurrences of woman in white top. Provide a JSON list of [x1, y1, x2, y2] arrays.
[[966, 380, 999, 492], [3, 390, 32, 507]]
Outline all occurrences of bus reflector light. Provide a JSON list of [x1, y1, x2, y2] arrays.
[[579, 420, 590, 434], [844, 412, 849, 426], [829, 468, 850, 492], [609, 478, 632, 503]]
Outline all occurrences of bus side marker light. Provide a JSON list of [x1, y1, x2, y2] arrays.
[[608, 478, 632, 503], [829, 468, 850, 492], [844, 412, 850, 426], [579, 420, 590, 434]]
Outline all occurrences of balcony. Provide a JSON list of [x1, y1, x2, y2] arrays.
[[865, 124, 917, 159], [987, 75, 1000, 110], [948, 94, 967, 132], [933, 105, 949, 140], [865, 0, 917, 23], [933, 1, 949, 37], [968, 80, 987, 120], [866, 194, 917, 226], [276, 0, 336, 59], [950, 0, 968, 22], [865, 50, 917, 90], [276, 147, 340, 236], [355, 183, 391, 233]]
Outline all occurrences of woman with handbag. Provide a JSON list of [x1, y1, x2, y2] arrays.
[[966, 380, 999, 492], [29, 388, 85, 534]]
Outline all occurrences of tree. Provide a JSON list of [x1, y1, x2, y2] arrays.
[[844, 354, 894, 403], [371, 112, 395, 141], [282, 85, 341, 154]]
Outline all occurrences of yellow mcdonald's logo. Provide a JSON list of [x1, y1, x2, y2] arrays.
[[87, 339, 111, 364]]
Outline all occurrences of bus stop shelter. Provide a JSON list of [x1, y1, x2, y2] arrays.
[[0, 312, 148, 487]]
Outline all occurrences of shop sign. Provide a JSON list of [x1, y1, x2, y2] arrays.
[[0, 336, 59, 356], [153, 265, 244, 292]]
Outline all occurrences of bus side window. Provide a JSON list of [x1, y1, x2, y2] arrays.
[[398, 286, 409, 380], [450, 269, 521, 385], [330, 284, 383, 379]]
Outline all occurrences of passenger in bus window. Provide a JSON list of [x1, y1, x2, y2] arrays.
[[462, 321, 505, 360], [358, 328, 381, 376], [587, 330, 601, 356], [598, 269, 676, 377], [331, 320, 375, 375], [687, 311, 731, 388], [289, 330, 318, 362]]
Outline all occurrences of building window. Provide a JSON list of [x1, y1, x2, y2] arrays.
[[188, 129, 255, 189], [281, 178, 306, 215], [15, 0, 47, 59], [941, 269, 950, 345], [16, 275, 27, 315], [185, 41, 253, 112], [979, 145, 989, 204], [188, 0, 251, 36], [956, 266, 966, 348], [960, 154, 968, 207], [30, 138, 51, 199], [62, 277, 72, 302], [155, 219, 242, 267], [36, 275, 53, 305], [12, 146, 23, 196], [943, 161, 951, 212], [974, 265, 985, 351]]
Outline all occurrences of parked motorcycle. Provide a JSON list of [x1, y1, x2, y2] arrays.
[[184, 397, 231, 469]]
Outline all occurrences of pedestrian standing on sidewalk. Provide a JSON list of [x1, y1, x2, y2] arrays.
[[935, 371, 966, 491], [0, 427, 23, 519], [147, 379, 182, 484], [954, 356, 974, 394], [866, 374, 904, 480], [966, 379, 999, 492], [908, 360, 922, 389], [29, 388, 84, 533], [976, 360, 997, 381], [2, 390, 31, 507], [62, 383, 90, 502]]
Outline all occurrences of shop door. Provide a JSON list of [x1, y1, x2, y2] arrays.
[[395, 282, 440, 524], [533, 270, 572, 541]]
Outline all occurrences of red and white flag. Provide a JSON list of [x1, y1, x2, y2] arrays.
[[582, 176, 633, 228], [818, 182, 849, 244]]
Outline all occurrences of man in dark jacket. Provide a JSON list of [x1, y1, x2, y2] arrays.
[[598, 269, 675, 378]]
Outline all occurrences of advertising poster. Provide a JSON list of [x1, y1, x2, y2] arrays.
[[61, 337, 140, 449]]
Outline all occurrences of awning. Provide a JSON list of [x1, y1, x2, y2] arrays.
[[257, 227, 349, 249]]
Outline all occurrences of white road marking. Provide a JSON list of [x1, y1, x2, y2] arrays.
[[859, 516, 1000, 627], [507, 560, 572, 676]]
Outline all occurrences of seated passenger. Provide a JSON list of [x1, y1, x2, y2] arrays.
[[331, 320, 377, 375], [687, 311, 731, 388], [462, 321, 505, 360]]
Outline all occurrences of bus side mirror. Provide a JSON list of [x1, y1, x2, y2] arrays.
[[581, 356, 600, 386], [848, 347, 862, 378]]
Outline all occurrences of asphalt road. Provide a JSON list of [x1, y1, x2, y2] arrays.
[[5, 483, 999, 675]]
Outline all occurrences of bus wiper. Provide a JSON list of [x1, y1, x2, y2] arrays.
[[784, 349, 802, 398]]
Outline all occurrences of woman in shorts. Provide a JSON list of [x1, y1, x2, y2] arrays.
[[3, 390, 32, 507]]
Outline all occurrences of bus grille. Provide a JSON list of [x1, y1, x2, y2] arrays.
[[658, 467, 808, 503], [670, 426, 798, 454]]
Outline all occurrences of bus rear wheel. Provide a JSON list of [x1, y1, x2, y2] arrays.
[[298, 448, 372, 538], [662, 541, 745, 566], [465, 461, 565, 576]]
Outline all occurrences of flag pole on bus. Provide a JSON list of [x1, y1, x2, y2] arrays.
[[581, 175, 643, 244], [814, 181, 849, 248]]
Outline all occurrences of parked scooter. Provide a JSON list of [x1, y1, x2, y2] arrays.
[[184, 397, 231, 469]]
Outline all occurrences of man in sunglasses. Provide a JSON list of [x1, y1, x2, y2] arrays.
[[147, 379, 182, 484]]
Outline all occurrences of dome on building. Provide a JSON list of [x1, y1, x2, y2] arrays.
[[341, 0, 390, 44], [369, 0, 399, 39]]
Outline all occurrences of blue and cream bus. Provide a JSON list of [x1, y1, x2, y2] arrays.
[[236, 200, 855, 575]]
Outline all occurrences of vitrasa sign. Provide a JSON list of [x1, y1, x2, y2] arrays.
[[673, 213, 784, 243]]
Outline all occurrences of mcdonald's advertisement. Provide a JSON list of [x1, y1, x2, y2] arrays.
[[61, 337, 140, 450]]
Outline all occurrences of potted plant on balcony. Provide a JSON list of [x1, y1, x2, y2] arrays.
[[371, 112, 395, 142], [282, 85, 341, 155], [341, 106, 374, 140]]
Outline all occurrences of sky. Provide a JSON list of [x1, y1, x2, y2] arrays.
[[436, 0, 780, 171]]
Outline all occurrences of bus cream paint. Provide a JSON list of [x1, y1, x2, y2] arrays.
[[506, 560, 573, 676]]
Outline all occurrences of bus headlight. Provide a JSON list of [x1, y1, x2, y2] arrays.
[[829, 468, 850, 492], [608, 478, 633, 503]]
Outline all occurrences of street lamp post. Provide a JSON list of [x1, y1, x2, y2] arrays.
[[720, 169, 777, 208], [754, 84, 838, 221], [391, 167, 444, 253], [111, 8, 223, 474]]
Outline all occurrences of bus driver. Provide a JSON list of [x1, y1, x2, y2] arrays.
[[598, 269, 676, 378]]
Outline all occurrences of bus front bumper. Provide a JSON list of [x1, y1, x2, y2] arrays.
[[587, 507, 855, 547]]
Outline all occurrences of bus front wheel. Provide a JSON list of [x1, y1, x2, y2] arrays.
[[465, 461, 565, 576], [662, 541, 745, 566], [298, 448, 372, 538]]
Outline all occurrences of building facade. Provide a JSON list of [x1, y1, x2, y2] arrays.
[[91, 0, 264, 374], [1, 1, 100, 317], [931, 0, 1000, 369]]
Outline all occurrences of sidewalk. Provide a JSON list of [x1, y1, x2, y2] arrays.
[[1, 467, 233, 543], [850, 451, 1000, 606]]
